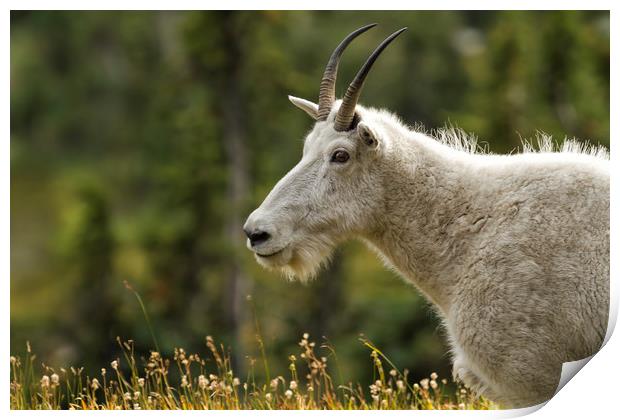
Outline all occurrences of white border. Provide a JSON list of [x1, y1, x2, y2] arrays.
[[1, 1, 617, 10], [4, 2, 617, 419]]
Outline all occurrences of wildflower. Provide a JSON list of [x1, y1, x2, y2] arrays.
[[372, 395, 379, 402], [209, 374, 217, 381], [385, 388, 392, 395], [308, 386, 314, 392], [303, 332, 309, 340], [458, 403, 466, 409], [40, 375, 50, 388], [232, 377, 240, 386], [198, 375, 208, 390], [270, 378, 279, 389], [134, 391, 140, 399], [265, 393, 272, 402], [91, 378, 100, 390], [430, 380, 438, 390], [285, 389, 293, 399], [420, 378, 429, 390], [181, 375, 188, 388], [10, 356, 16, 365], [289, 380, 297, 390], [138, 378, 145, 387], [133, 403, 141, 410], [101, 368, 106, 376], [390, 369, 397, 377], [381, 399, 388, 408], [413, 383, 420, 391], [124, 392, 132, 401], [396, 380, 405, 390], [430, 372, 438, 380], [442, 378, 448, 385], [51, 373, 59, 385], [111, 360, 119, 370]]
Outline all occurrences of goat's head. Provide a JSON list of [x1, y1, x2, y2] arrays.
[[244, 24, 407, 280]]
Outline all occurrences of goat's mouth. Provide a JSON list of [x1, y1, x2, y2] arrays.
[[255, 248, 284, 258], [253, 245, 294, 269]]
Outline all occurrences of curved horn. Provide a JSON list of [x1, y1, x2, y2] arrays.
[[317, 23, 377, 121], [334, 27, 407, 132]]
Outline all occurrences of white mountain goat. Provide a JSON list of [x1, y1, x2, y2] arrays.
[[243, 24, 610, 408]]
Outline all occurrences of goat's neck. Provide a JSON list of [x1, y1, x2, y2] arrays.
[[364, 134, 473, 313]]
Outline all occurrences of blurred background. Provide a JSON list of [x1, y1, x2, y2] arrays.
[[11, 11, 610, 386]]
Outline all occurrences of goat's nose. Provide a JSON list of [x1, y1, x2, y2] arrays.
[[244, 228, 271, 247]]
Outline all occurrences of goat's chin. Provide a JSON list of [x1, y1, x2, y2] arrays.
[[260, 234, 337, 283], [255, 246, 294, 270]]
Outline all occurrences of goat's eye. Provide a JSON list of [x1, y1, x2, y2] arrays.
[[331, 150, 350, 163]]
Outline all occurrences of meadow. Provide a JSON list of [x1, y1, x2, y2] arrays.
[[10, 334, 497, 410], [10, 284, 497, 410]]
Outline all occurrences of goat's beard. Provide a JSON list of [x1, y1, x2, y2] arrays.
[[276, 233, 339, 283]]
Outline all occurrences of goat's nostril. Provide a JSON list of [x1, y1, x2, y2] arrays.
[[243, 227, 253, 239], [247, 230, 271, 247]]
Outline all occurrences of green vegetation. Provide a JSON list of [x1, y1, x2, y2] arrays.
[[11, 11, 609, 407], [10, 335, 497, 410]]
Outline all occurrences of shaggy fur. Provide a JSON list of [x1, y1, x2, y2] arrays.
[[244, 100, 610, 408]]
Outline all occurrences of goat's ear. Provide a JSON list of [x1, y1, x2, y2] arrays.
[[357, 121, 381, 149], [288, 95, 319, 120]]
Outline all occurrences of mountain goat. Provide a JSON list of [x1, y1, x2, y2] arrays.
[[243, 24, 610, 408]]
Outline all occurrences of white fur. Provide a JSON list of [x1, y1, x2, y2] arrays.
[[244, 100, 609, 408]]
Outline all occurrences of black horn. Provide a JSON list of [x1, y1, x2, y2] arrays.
[[334, 27, 407, 131], [317, 23, 377, 121]]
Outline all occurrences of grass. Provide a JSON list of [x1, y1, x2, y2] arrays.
[[10, 334, 498, 410], [10, 285, 498, 410]]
